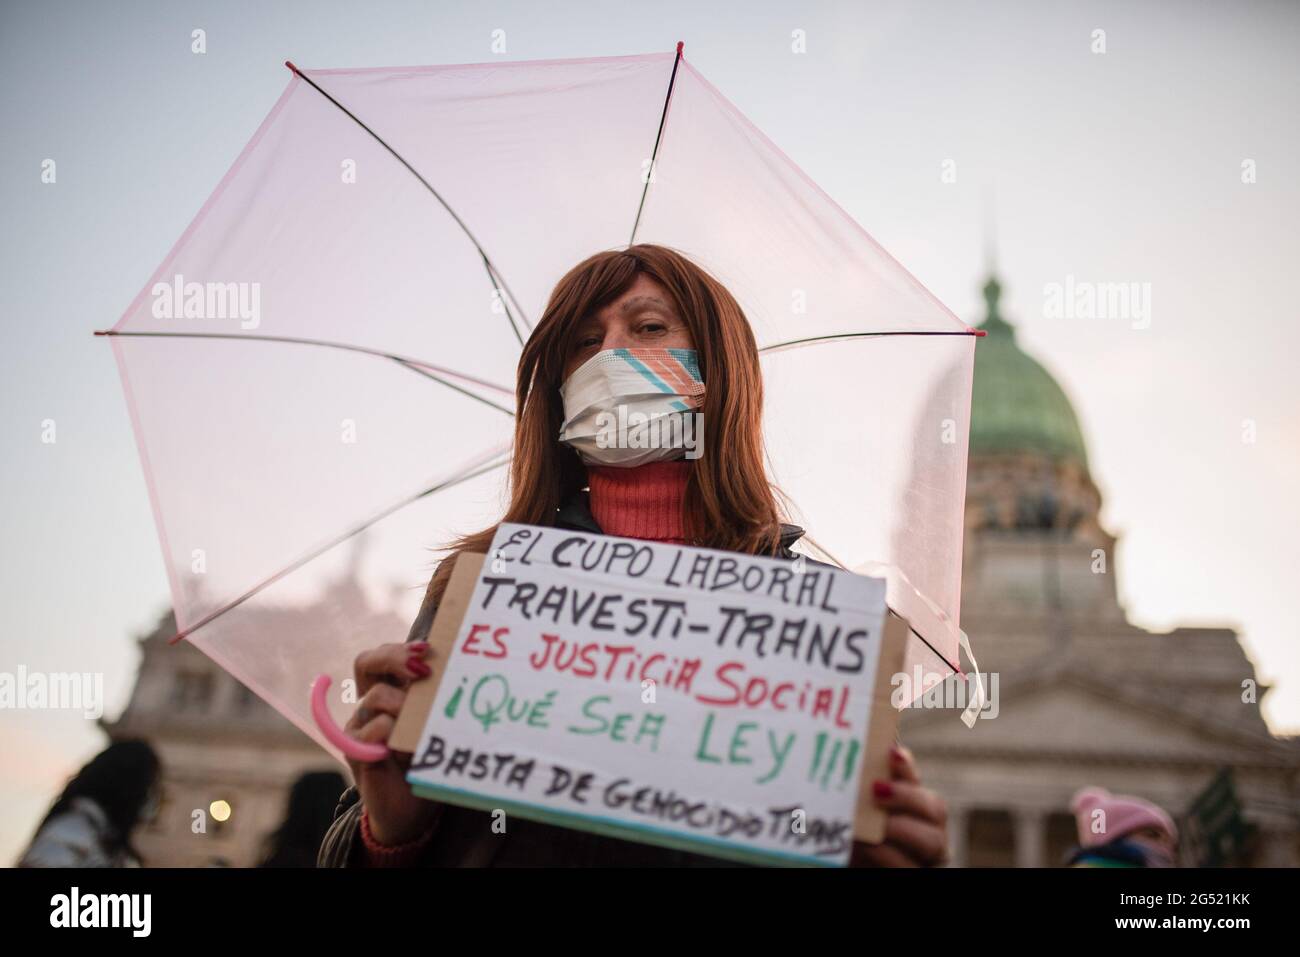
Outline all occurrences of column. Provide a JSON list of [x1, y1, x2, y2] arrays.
[[947, 805, 969, 868], [1013, 808, 1046, 868]]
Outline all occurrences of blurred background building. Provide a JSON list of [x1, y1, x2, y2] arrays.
[[101, 275, 1300, 866], [102, 544, 404, 867], [900, 276, 1300, 866]]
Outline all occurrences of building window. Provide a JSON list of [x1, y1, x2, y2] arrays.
[[1045, 812, 1079, 867], [171, 671, 215, 712], [967, 809, 1015, 867], [234, 683, 260, 715]]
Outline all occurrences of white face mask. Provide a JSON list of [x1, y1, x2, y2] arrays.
[[558, 348, 706, 467]]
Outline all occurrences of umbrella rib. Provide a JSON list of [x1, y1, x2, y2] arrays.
[[905, 626, 960, 674], [759, 329, 985, 354], [167, 450, 512, 644], [629, 42, 685, 246], [94, 329, 515, 412], [392, 358, 515, 416], [623, 46, 964, 676], [284, 61, 531, 346]]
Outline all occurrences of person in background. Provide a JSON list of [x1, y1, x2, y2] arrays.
[[18, 739, 162, 868], [260, 770, 347, 867], [1067, 786, 1179, 867]]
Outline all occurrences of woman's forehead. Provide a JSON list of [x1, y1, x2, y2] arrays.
[[585, 278, 677, 326], [614, 293, 675, 317]]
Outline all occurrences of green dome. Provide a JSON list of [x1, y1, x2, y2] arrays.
[[970, 277, 1090, 469]]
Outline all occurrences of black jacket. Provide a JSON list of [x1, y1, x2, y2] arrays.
[[317, 490, 810, 867]]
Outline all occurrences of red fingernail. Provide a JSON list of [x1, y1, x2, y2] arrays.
[[889, 745, 904, 762], [408, 658, 431, 678], [872, 780, 894, 799], [409, 641, 429, 652]]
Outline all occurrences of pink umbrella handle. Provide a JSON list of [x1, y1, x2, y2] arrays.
[[311, 674, 390, 763]]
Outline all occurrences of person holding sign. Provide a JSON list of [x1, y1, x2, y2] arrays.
[[318, 245, 949, 867]]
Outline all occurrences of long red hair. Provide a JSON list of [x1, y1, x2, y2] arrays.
[[424, 244, 785, 607]]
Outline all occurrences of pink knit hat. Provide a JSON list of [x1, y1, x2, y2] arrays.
[[1071, 787, 1178, 848]]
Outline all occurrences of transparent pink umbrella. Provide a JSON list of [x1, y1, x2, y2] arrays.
[[100, 44, 979, 762]]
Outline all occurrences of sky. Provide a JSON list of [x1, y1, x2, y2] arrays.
[[1, 0, 1297, 864]]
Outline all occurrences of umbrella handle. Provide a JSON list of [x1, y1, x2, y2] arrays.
[[311, 674, 391, 763]]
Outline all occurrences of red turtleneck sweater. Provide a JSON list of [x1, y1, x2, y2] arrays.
[[586, 460, 691, 545]]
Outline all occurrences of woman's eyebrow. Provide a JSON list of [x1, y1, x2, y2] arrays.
[[619, 295, 674, 317]]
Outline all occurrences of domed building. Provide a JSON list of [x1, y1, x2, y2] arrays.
[[900, 276, 1300, 867], [100, 275, 1298, 867]]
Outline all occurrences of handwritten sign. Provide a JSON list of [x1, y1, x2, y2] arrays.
[[398, 523, 902, 866]]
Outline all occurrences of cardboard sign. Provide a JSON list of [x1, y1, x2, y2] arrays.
[[392, 523, 906, 866]]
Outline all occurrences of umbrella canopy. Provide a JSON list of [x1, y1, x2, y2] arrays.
[[103, 46, 977, 760]]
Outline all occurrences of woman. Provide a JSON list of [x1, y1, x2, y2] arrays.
[[19, 739, 162, 868], [319, 244, 949, 867], [260, 770, 348, 867], [1067, 787, 1178, 868]]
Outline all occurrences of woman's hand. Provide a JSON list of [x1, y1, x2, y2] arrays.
[[851, 744, 949, 867], [345, 641, 440, 846]]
